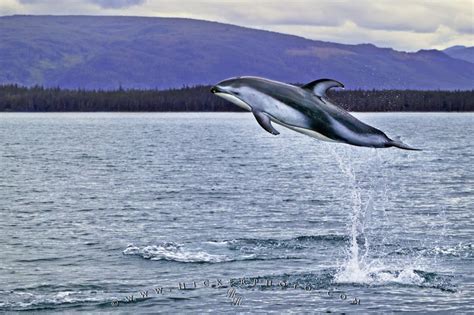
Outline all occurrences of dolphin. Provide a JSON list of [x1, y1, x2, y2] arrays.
[[211, 76, 419, 150]]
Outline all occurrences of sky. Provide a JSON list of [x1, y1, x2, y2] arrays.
[[0, 0, 473, 51]]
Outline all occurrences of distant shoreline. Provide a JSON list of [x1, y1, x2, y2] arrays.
[[1, 85, 473, 112]]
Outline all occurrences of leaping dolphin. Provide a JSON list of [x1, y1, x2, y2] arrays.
[[211, 76, 419, 150]]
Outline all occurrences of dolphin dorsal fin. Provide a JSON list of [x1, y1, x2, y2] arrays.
[[302, 79, 344, 98]]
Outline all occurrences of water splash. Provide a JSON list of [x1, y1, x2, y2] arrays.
[[326, 144, 413, 284], [324, 143, 451, 287], [326, 144, 373, 283]]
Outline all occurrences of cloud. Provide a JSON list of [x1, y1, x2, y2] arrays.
[[19, 0, 146, 9], [3, 0, 474, 51], [269, 22, 470, 52], [351, 1, 473, 35], [0, 0, 22, 15], [89, 0, 146, 9]]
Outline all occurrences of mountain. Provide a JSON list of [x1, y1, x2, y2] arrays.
[[1, 15, 473, 90], [443, 46, 474, 64]]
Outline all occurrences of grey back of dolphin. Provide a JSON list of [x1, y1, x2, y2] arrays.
[[211, 76, 419, 150]]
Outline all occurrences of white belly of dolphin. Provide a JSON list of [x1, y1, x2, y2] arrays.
[[273, 120, 337, 142], [214, 92, 252, 111]]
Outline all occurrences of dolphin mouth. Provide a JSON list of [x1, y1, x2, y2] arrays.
[[210, 85, 224, 94], [210, 86, 252, 111], [211, 85, 235, 96]]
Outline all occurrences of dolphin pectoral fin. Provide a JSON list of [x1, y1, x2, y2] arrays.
[[302, 78, 344, 98], [252, 111, 280, 135]]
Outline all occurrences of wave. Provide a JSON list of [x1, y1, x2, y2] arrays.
[[0, 289, 116, 312], [206, 234, 348, 251], [387, 243, 473, 258], [122, 240, 305, 263], [230, 268, 455, 293], [429, 243, 473, 257], [334, 267, 456, 292], [123, 242, 232, 263], [15, 257, 63, 263], [333, 255, 457, 292], [123, 235, 347, 263]]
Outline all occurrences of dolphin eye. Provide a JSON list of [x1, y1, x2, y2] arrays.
[[233, 91, 240, 96]]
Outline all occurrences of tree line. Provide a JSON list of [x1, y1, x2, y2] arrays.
[[0, 84, 472, 112]]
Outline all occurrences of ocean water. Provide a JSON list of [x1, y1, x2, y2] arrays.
[[0, 112, 472, 313]]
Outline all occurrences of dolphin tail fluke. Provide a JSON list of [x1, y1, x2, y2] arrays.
[[388, 138, 421, 151]]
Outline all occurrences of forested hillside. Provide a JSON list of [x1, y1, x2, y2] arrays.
[[1, 85, 472, 112]]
